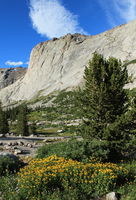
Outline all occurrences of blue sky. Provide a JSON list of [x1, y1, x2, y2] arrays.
[[0, 0, 136, 68]]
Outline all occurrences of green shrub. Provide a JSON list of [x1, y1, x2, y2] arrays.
[[18, 155, 128, 200], [0, 156, 23, 175], [117, 161, 136, 200], [119, 181, 136, 200], [0, 156, 133, 200], [0, 175, 19, 200], [0, 174, 30, 200], [122, 161, 136, 179], [36, 138, 109, 162], [28, 123, 37, 135]]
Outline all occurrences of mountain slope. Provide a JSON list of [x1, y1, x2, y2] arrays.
[[0, 67, 27, 90], [0, 20, 136, 106]]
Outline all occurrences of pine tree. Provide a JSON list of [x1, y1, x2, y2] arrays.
[[0, 102, 9, 135], [16, 104, 29, 136], [79, 53, 136, 159]]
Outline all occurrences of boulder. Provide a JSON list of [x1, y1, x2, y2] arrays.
[[26, 143, 33, 148], [13, 142, 18, 146], [57, 129, 63, 133], [17, 141, 24, 146], [7, 142, 12, 146], [11, 146, 18, 150], [29, 134, 35, 137], [0, 134, 5, 138], [14, 149, 23, 155], [105, 192, 121, 200], [10, 132, 15, 136], [4, 145, 11, 150]]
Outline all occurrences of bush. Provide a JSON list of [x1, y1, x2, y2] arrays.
[[0, 156, 23, 175], [119, 181, 136, 200], [36, 139, 109, 162], [17, 155, 129, 200], [0, 175, 20, 200]]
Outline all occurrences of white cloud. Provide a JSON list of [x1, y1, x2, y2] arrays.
[[29, 0, 87, 39], [25, 61, 29, 65], [114, 0, 136, 22], [5, 61, 23, 66], [99, 0, 136, 26], [98, 0, 117, 27]]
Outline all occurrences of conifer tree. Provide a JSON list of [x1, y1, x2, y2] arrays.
[[16, 104, 29, 136], [0, 102, 9, 135], [79, 53, 136, 159]]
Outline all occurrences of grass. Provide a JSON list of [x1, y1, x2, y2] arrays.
[[123, 59, 136, 67], [24, 90, 81, 137], [118, 161, 136, 200], [28, 110, 46, 121], [27, 90, 58, 105], [36, 127, 60, 136]]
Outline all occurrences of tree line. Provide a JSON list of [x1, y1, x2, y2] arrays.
[[0, 104, 30, 136]]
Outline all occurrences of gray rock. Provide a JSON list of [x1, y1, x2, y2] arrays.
[[13, 142, 18, 146], [10, 132, 15, 136], [7, 142, 12, 146], [0, 134, 5, 138], [11, 146, 18, 150], [17, 141, 24, 146], [14, 149, 23, 155], [57, 129, 63, 133], [43, 139, 47, 142], [36, 121, 45, 126], [4, 146, 11, 150], [26, 143, 33, 148], [29, 134, 34, 137], [106, 192, 121, 200]]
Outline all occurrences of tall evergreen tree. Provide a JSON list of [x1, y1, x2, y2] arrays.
[[16, 104, 29, 136], [79, 53, 136, 159], [0, 102, 9, 135]]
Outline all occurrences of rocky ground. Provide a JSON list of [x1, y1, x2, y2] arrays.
[[0, 135, 68, 157]]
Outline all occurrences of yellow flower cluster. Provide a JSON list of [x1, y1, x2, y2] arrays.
[[18, 155, 128, 191]]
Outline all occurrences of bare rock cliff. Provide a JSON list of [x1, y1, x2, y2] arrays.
[[0, 67, 27, 89], [0, 20, 136, 106]]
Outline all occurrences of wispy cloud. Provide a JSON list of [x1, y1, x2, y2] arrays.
[[5, 61, 23, 66], [29, 0, 87, 39], [99, 0, 136, 26], [25, 61, 29, 65], [114, 0, 136, 21]]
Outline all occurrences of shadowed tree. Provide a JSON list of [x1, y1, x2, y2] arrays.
[[16, 104, 29, 136], [0, 102, 9, 135], [79, 53, 136, 160]]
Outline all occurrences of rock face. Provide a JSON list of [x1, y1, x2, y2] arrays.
[[0, 67, 27, 89], [0, 20, 136, 105]]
